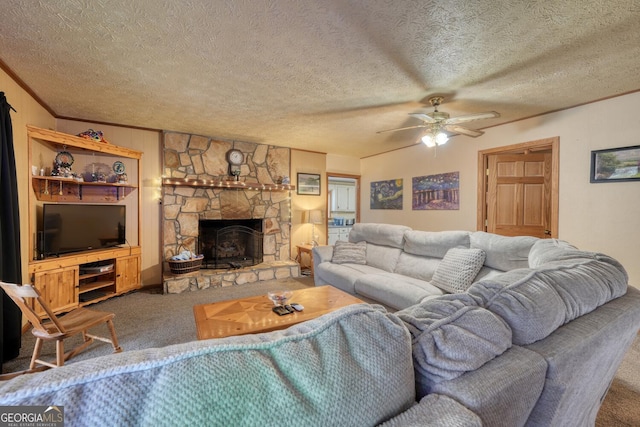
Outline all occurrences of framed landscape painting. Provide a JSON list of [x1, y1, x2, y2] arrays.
[[297, 173, 321, 195], [590, 145, 640, 183]]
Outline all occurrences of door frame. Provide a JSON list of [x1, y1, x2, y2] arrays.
[[326, 172, 360, 235], [477, 137, 560, 238]]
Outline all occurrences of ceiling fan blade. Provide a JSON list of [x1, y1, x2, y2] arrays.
[[444, 111, 500, 125], [376, 124, 428, 134], [444, 124, 484, 138], [408, 113, 437, 123]]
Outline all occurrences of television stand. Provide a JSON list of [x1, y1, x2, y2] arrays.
[[28, 246, 141, 316]]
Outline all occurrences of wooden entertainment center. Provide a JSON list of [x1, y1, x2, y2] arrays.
[[27, 126, 143, 315]]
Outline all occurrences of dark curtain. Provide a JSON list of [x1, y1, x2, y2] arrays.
[[0, 92, 22, 366]]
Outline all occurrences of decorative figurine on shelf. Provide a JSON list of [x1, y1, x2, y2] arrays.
[[51, 161, 60, 177], [282, 176, 290, 184], [77, 129, 110, 144], [113, 160, 127, 183]]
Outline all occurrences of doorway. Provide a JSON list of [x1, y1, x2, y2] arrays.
[[326, 173, 360, 245], [477, 137, 559, 238]]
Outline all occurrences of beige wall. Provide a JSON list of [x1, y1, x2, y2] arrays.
[[1, 69, 56, 284], [290, 150, 327, 257], [361, 91, 640, 287], [326, 153, 361, 175], [56, 120, 163, 286]]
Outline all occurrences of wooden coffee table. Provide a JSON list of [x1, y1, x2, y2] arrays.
[[193, 285, 363, 340]]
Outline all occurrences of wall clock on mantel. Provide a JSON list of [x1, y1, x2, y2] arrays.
[[226, 149, 244, 180]]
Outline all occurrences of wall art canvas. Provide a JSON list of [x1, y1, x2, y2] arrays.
[[590, 145, 640, 183], [412, 171, 460, 210], [370, 179, 403, 209]]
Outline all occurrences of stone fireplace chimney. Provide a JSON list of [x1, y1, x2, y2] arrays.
[[161, 131, 298, 293]]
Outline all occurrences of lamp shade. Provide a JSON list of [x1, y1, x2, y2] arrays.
[[304, 209, 322, 224]]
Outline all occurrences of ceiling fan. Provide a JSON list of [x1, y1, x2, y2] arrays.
[[377, 96, 500, 147]]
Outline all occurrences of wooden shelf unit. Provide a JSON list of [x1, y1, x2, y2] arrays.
[[32, 175, 137, 202], [27, 125, 143, 314]]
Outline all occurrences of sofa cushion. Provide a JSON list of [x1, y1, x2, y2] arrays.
[[425, 345, 547, 427], [378, 394, 482, 427], [397, 294, 512, 384], [331, 240, 367, 264], [349, 223, 410, 249], [468, 257, 628, 345], [355, 273, 444, 310], [394, 253, 441, 282], [528, 238, 578, 267], [0, 305, 416, 427], [315, 262, 384, 294], [528, 239, 629, 283], [470, 232, 537, 271], [403, 230, 471, 258], [468, 269, 566, 345], [431, 248, 486, 293], [365, 243, 403, 272]]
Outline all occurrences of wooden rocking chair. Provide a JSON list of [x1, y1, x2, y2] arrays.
[[0, 281, 122, 376]]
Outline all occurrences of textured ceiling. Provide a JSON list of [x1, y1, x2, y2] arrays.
[[1, 0, 639, 157]]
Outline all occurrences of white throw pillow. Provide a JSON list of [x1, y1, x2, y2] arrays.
[[431, 248, 486, 293], [331, 240, 367, 265]]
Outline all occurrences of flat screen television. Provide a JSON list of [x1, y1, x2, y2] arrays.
[[41, 204, 126, 258]]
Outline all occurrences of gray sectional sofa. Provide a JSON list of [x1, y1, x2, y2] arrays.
[[313, 223, 538, 310], [311, 223, 640, 425], [1, 223, 639, 426]]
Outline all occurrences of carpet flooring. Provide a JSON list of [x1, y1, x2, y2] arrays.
[[2, 277, 638, 425]]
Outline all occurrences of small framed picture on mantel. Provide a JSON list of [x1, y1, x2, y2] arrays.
[[590, 145, 640, 183], [297, 173, 321, 195]]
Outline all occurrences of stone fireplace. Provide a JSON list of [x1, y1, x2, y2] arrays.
[[162, 131, 299, 293]]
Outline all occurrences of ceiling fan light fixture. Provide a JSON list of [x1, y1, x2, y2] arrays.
[[421, 134, 436, 147], [435, 132, 448, 145]]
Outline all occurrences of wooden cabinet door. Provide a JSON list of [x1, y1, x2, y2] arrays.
[[487, 152, 551, 238], [116, 255, 141, 293], [328, 229, 339, 245], [329, 184, 337, 211], [32, 266, 79, 315]]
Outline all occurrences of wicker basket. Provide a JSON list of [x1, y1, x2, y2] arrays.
[[167, 244, 202, 275]]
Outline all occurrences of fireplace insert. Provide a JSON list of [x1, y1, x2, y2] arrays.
[[199, 219, 263, 269]]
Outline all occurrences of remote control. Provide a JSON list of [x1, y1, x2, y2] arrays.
[[290, 303, 304, 312]]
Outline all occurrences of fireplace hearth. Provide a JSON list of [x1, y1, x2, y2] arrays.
[[199, 219, 263, 269]]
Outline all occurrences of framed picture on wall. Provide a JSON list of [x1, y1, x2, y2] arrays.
[[370, 179, 403, 209], [590, 145, 640, 183], [297, 173, 321, 195], [412, 171, 460, 210]]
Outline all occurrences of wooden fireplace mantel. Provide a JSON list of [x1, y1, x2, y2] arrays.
[[162, 177, 294, 192]]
